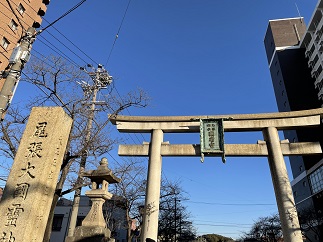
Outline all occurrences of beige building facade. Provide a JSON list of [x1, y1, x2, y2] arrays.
[[0, 0, 49, 89]]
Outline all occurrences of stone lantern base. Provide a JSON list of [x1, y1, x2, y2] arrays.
[[65, 226, 114, 242]]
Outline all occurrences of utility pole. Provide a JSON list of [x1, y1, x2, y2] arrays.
[[174, 196, 177, 242], [0, 27, 35, 120], [67, 64, 112, 238]]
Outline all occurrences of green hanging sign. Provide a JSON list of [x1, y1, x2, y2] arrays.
[[200, 118, 225, 163]]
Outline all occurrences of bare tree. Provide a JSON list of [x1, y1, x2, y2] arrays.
[[158, 180, 196, 242], [242, 214, 282, 242], [106, 158, 146, 242], [0, 55, 149, 241], [298, 206, 323, 242]]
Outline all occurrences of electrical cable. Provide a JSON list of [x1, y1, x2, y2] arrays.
[[38, 0, 87, 34], [107, 152, 145, 189], [30, 49, 58, 69], [185, 201, 275, 206], [105, 0, 133, 67], [0, 3, 78, 67], [194, 219, 253, 226], [19, 0, 99, 66], [0, 1, 87, 68], [36, 37, 80, 67], [195, 223, 250, 228], [113, 86, 145, 143], [39, 31, 88, 66], [20, 71, 70, 113]]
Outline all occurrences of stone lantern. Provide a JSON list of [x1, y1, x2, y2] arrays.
[[66, 157, 120, 242]]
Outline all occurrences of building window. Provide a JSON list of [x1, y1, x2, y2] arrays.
[[309, 165, 323, 194], [1, 37, 10, 50], [18, 4, 25, 15], [52, 214, 64, 231], [9, 19, 18, 31]]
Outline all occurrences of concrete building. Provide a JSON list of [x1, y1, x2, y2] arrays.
[[0, 0, 49, 89], [50, 196, 129, 242], [264, 2, 323, 241]]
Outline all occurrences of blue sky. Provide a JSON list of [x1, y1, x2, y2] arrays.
[[8, 0, 319, 239]]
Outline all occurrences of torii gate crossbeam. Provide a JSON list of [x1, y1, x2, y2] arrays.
[[109, 108, 323, 242]]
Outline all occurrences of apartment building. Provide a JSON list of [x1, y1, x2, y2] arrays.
[[0, 0, 49, 89], [264, 2, 323, 241]]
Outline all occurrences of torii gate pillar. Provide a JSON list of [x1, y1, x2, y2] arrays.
[[263, 127, 303, 242], [141, 129, 163, 241]]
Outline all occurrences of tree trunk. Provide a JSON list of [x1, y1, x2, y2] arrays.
[[42, 157, 72, 242]]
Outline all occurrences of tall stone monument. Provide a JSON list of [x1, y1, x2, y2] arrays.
[[0, 107, 72, 242]]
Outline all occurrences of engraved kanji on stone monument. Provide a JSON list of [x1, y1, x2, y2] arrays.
[[34, 122, 48, 137], [13, 183, 29, 200], [19, 162, 35, 178], [26, 142, 43, 158], [0, 107, 72, 242], [0, 231, 15, 242], [5, 204, 24, 227]]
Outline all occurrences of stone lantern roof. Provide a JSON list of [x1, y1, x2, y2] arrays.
[[82, 157, 120, 184]]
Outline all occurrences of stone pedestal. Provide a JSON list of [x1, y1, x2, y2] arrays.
[[65, 158, 120, 242], [66, 226, 112, 242]]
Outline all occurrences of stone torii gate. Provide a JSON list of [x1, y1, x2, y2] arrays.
[[109, 108, 323, 242]]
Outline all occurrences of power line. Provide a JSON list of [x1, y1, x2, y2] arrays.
[[0, 2, 83, 69], [4, 0, 91, 66], [11, 0, 95, 68], [107, 152, 146, 189], [105, 0, 133, 67], [3, 0, 97, 70], [38, 31, 88, 66], [36, 37, 80, 67], [46, 27, 98, 66], [113, 87, 146, 143], [195, 223, 250, 228], [39, 0, 87, 34], [185, 201, 275, 206], [21, 0, 98, 66], [194, 219, 252, 226]]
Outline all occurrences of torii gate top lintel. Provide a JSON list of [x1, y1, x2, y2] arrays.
[[109, 107, 323, 123], [109, 108, 323, 134]]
